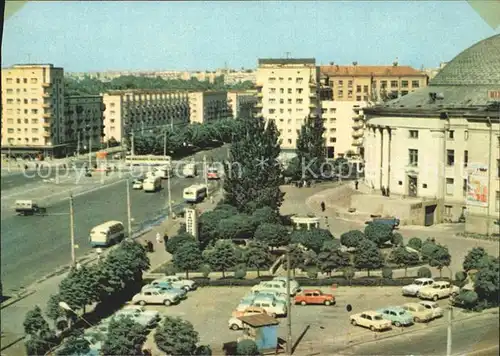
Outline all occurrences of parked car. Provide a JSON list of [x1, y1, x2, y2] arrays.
[[235, 295, 257, 312], [228, 307, 267, 330], [401, 303, 433, 323], [132, 180, 143, 190], [402, 278, 435, 297], [131, 289, 180, 306], [365, 217, 400, 229], [252, 296, 287, 318], [252, 290, 288, 304], [272, 277, 301, 295], [350, 311, 392, 331], [419, 301, 444, 319], [108, 308, 160, 329], [154, 275, 197, 291], [294, 289, 336, 306], [376, 307, 414, 327], [418, 281, 460, 301], [142, 283, 187, 300], [251, 281, 289, 296]]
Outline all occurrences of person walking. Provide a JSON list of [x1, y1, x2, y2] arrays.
[[355, 180, 359, 190], [156, 232, 162, 244], [320, 201, 326, 212]]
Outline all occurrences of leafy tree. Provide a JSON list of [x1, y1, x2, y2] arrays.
[[250, 206, 281, 228], [101, 316, 147, 355], [172, 241, 203, 278], [166, 233, 196, 254], [391, 232, 404, 246], [223, 117, 284, 213], [196, 345, 213, 355], [23, 306, 56, 356], [340, 230, 365, 249], [322, 239, 341, 251], [203, 240, 238, 278], [407, 237, 423, 250], [236, 339, 260, 356], [254, 223, 290, 248], [388, 247, 420, 277], [333, 157, 351, 178], [364, 223, 393, 246], [382, 267, 393, 279], [46, 294, 65, 322], [244, 241, 273, 277], [217, 214, 254, 240], [214, 203, 239, 215], [59, 265, 98, 314], [293, 115, 326, 181], [417, 267, 432, 278], [354, 239, 384, 276], [290, 228, 334, 253], [455, 271, 468, 283], [421, 243, 451, 277], [317, 243, 351, 276], [474, 256, 499, 306], [199, 209, 233, 247], [283, 244, 305, 277], [154, 316, 199, 356], [463, 247, 488, 272], [343, 267, 355, 285], [56, 329, 90, 356]]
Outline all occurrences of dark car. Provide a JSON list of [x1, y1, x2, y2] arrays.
[[365, 218, 400, 229]]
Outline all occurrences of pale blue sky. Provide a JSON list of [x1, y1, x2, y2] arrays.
[[2, 1, 498, 72]]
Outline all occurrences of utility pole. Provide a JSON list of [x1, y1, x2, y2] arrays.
[[163, 131, 167, 157], [69, 194, 76, 266], [126, 179, 132, 238], [167, 168, 173, 217], [77, 131, 80, 157], [88, 134, 92, 167], [170, 116, 174, 130], [203, 155, 209, 196], [7, 146, 11, 172], [446, 267, 454, 356], [131, 132, 135, 156], [286, 248, 292, 355]]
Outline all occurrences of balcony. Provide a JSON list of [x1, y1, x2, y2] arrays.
[[42, 121, 51, 128], [309, 103, 317, 109], [42, 131, 51, 138], [43, 111, 52, 118], [42, 92, 51, 98], [255, 102, 263, 108], [256, 82, 264, 88], [309, 82, 317, 88], [352, 138, 363, 146], [353, 114, 364, 120], [352, 130, 364, 138], [42, 83, 52, 88], [309, 92, 317, 98], [43, 103, 51, 109], [257, 92, 263, 98], [352, 121, 364, 130]]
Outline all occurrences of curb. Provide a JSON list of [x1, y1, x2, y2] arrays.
[[0, 335, 25, 352], [0, 290, 36, 310]]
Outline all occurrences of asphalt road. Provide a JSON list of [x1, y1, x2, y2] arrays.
[[0, 146, 228, 292], [344, 312, 499, 356]]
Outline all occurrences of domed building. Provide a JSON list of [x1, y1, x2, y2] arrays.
[[362, 34, 500, 236]]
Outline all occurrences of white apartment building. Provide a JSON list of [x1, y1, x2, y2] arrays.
[[188, 91, 231, 124], [227, 90, 257, 119], [1, 64, 68, 157], [255, 58, 320, 152]]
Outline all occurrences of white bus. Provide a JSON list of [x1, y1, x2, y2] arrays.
[[90, 221, 125, 247], [125, 155, 172, 167], [183, 184, 207, 203], [153, 165, 173, 179], [143, 176, 162, 192], [183, 163, 197, 178]]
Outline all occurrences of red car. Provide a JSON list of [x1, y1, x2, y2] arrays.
[[294, 289, 336, 306]]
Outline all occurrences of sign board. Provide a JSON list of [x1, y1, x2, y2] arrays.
[[466, 165, 489, 207], [488, 90, 500, 101], [185, 208, 198, 239]]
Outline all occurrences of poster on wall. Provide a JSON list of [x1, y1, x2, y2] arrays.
[[466, 165, 489, 207]]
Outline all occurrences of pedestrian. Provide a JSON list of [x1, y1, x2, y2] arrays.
[[210, 195, 214, 204], [320, 201, 326, 212], [147, 240, 154, 252], [381, 186, 386, 196], [355, 180, 359, 190], [386, 187, 390, 197], [163, 233, 169, 244], [156, 232, 162, 244]]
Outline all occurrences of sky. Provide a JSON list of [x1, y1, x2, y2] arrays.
[[2, 1, 499, 72]]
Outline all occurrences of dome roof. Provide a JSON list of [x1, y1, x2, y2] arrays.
[[430, 34, 500, 86]]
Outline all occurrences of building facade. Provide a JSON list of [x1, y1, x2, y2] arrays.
[[188, 91, 231, 124], [1, 64, 68, 157], [363, 34, 500, 235], [255, 58, 320, 151], [102, 90, 190, 142], [227, 90, 257, 119]]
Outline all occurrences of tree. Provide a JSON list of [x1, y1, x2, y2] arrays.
[[463, 247, 488, 272], [388, 247, 420, 277], [294, 115, 326, 181], [407, 237, 423, 250], [244, 241, 273, 277], [417, 267, 432, 278], [59, 265, 98, 314], [254, 223, 290, 248], [458, 290, 479, 310], [236, 339, 260, 355], [317, 243, 351, 276], [343, 267, 355, 285], [214, 203, 239, 215], [382, 267, 393, 279], [56, 330, 90, 356], [166, 233, 196, 254], [391, 232, 404, 247], [173, 241, 203, 279], [474, 256, 499, 306], [364, 223, 393, 246], [354, 239, 384, 276], [196, 345, 213, 355], [154, 316, 199, 356], [203, 240, 238, 278], [421, 243, 451, 277], [101, 316, 147, 355], [283, 244, 305, 277], [250, 206, 281, 228], [23, 306, 55, 356], [340, 230, 365, 249], [290, 228, 334, 253], [223, 117, 284, 213], [199, 209, 233, 247], [217, 214, 254, 240], [45, 294, 65, 322]]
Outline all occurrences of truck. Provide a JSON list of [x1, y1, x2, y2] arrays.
[[143, 177, 162, 192], [15, 200, 47, 216]]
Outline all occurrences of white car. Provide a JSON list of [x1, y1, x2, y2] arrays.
[[273, 277, 301, 295], [132, 180, 143, 190], [253, 289, 288, 304], [252, 296, 287, 318], [235, 295, 257, 312], [251, 281, 290, 296], [418, 281, 460, 301], [154, 275, 197, 291], [419, 301, 444, 319], [402, 278, 435, 297], [228, 307, 267, 331], [350, 311, 392, 331], [131, 289, 180, 306]]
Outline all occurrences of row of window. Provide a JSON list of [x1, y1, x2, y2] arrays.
[[5, 88, 41, 94], [445, 192, 500, 213], [6, 98, 44, 104], [268, 88, 306, 94], [5, 137, 41, 143], [268, 98, 313, 104], [409, 130, 461, 140], [5, 78, 39, 84], [331, 79, 420, 88], [408, 148, 469, 167], [268, 77, 305, 84], [335, 92, 370, 101]]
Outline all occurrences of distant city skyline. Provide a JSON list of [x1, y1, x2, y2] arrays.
[[2, 1, 499, 72]]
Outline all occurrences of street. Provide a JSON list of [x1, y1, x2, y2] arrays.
[[0, 146, 228, 293]]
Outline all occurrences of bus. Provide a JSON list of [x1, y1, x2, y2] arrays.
[[183, 163, 197, 178], [183, 184, 207, 203], [143, 176, 162, 192], [125, 155, 172, 167], [90, 221, 125, 247]]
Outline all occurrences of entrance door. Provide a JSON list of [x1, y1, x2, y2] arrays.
[[408, 176, 418, 197], [327, 147, 335, 159], [425, 205, 437, 226]]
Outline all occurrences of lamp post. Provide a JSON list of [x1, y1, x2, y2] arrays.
[[85, 125, 92, 168], [286, 247, 292, 355], [126, 179, 132, 239], [446, 267, 454, 356], [69, 194, 76, 266], [59, 301, 93, 328], [141, 121, 144, 136]]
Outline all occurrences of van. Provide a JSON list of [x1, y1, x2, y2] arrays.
[[183, 184, 207, 203], [15, 200, 46, 216], [153, 166, 172, 179], [143, 177, 162, 192], [90, 221, 125, 247], [183, 163, 197, 178]]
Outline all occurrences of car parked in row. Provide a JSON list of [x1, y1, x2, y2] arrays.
[[273, 276, 301, 295], [252, 289, 288, 304], [142, 282, 187, 299], [294, 289, 336, 306], [402, 278, 435, 297], [152, 275, 197, 291], [131, 289, 180, 306], [251, 296, 287, 318], [418, 281, 460, 301], [419, 301, 444, 319], [235, 295, 257, 312], [228, 307, 267, 330], [350, 311, 392, 332], [376, 307, 414, 327], [401, 303, 433, 323]]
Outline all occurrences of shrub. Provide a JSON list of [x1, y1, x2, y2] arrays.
[[455, 271, 467, 283], [382, 267, 393, 279], [343, 267, 355, 284], [417, 267, 432, 278], [340, 230, 365, 249], [200, 264, 211, 278], [407, 237, 423, 250], [234, 269, 247, 279], [162, 262, 178, 276], [391, 233, 403, 247], [458, 290, 479, 310], [306, 266, 319, 279]]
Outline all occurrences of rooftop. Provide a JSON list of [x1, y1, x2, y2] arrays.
[[238, 313, 280, 328], [258, 58, 316, 66], [319, 65, 426, 77]]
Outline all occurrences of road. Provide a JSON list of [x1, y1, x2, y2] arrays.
[[0, 146, 228, 293], [344, 312, 499, 355]]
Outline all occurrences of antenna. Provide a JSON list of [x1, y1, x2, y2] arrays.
[[285, 52, 291, 59]]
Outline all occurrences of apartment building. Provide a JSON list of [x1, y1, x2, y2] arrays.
[[223, 70, 257, 85], [227, 90, 257, 119], [188, 91, 231, 124], [255, 58, 320, 151], [1, 64, 67, 157], [64, 95, 105, 152], [102, 90, 190, 142]]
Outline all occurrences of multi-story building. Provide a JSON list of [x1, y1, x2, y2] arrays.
[[64, 95, 105, 152], [223, 70, 257, 85], [1, 64, 68, 157], [188, 91, 231, 124], [363, 34, 500, 235], [255, 58, 320, 152], [227, 90, 257, 119], [423, 62, 448, 82], [102, 90, 190, 142]]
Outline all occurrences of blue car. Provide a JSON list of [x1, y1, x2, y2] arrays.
[[376, 306, 414, 327], [142, 281, 187, 299]]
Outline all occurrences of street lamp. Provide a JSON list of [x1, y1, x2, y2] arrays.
[[85, 125, 92, 168], [58, 301, 93, 328]]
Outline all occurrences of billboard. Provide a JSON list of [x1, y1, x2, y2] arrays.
[[466, 165, 489, 207]]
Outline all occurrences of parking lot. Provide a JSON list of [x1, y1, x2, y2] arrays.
[[136, 285, 467, 354]]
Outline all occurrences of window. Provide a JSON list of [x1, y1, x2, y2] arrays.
[[409, 149, 418, 166], [7, 99, 13, 104], [24, 99, 28, 104], [356, 85, 362, 93], [16, 78, 20, 83], [280, 88, 284, 94], [463, 179, 467, 197], [296, 99, 303, 104], [412, 80, 420, 88], [23, 78, 28, 84], [32, 119, 38, 124], [296, 88, 303, 94], [446, 150, 455, 166], [329, 118, 336, 123], [497, 159, 500, 178], [363, 95, 369, 101], [269, 109, 276, 114], [329, 137, 336, 143], [356, 96, 362, 101], [464, 131, 469, 140], [363, 85, 368, 93], [31, 109, 38, 114], [347, 80, 352, 87], [446, 178, 454, 195], [401, 80, 409, 88], [269, 88, 276, 94], [30, 78, 38, 84], [338, 90, 343, 98], [7, 128, 14, 133], [496, 191, 500, 212], [448, 130, 454, 139], [296, 77, 303, 84], [31, 99, 38, 104], [6, 78, 13, 83], [287, 139, 292, 144], [7, 118, 13, 124], [390, 80, 398, 88], [279, 99, 284, 104], [422, 183, 427, 188], [269, 77, 276, 83], [31, 128, 39, 133], [288, 88, 292, 94], [287, 99, 292, 104], [409, 130, 419, 139], [32, 138, 39, 143], [380, 80, 387, 88], [464, 150, 468, 167], [6, 89, 13, 94]]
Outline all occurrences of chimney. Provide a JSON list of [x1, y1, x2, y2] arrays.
[[393, 57, 399, 67], [329, 61, 334, 65], [352, 61, 358, 66]]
